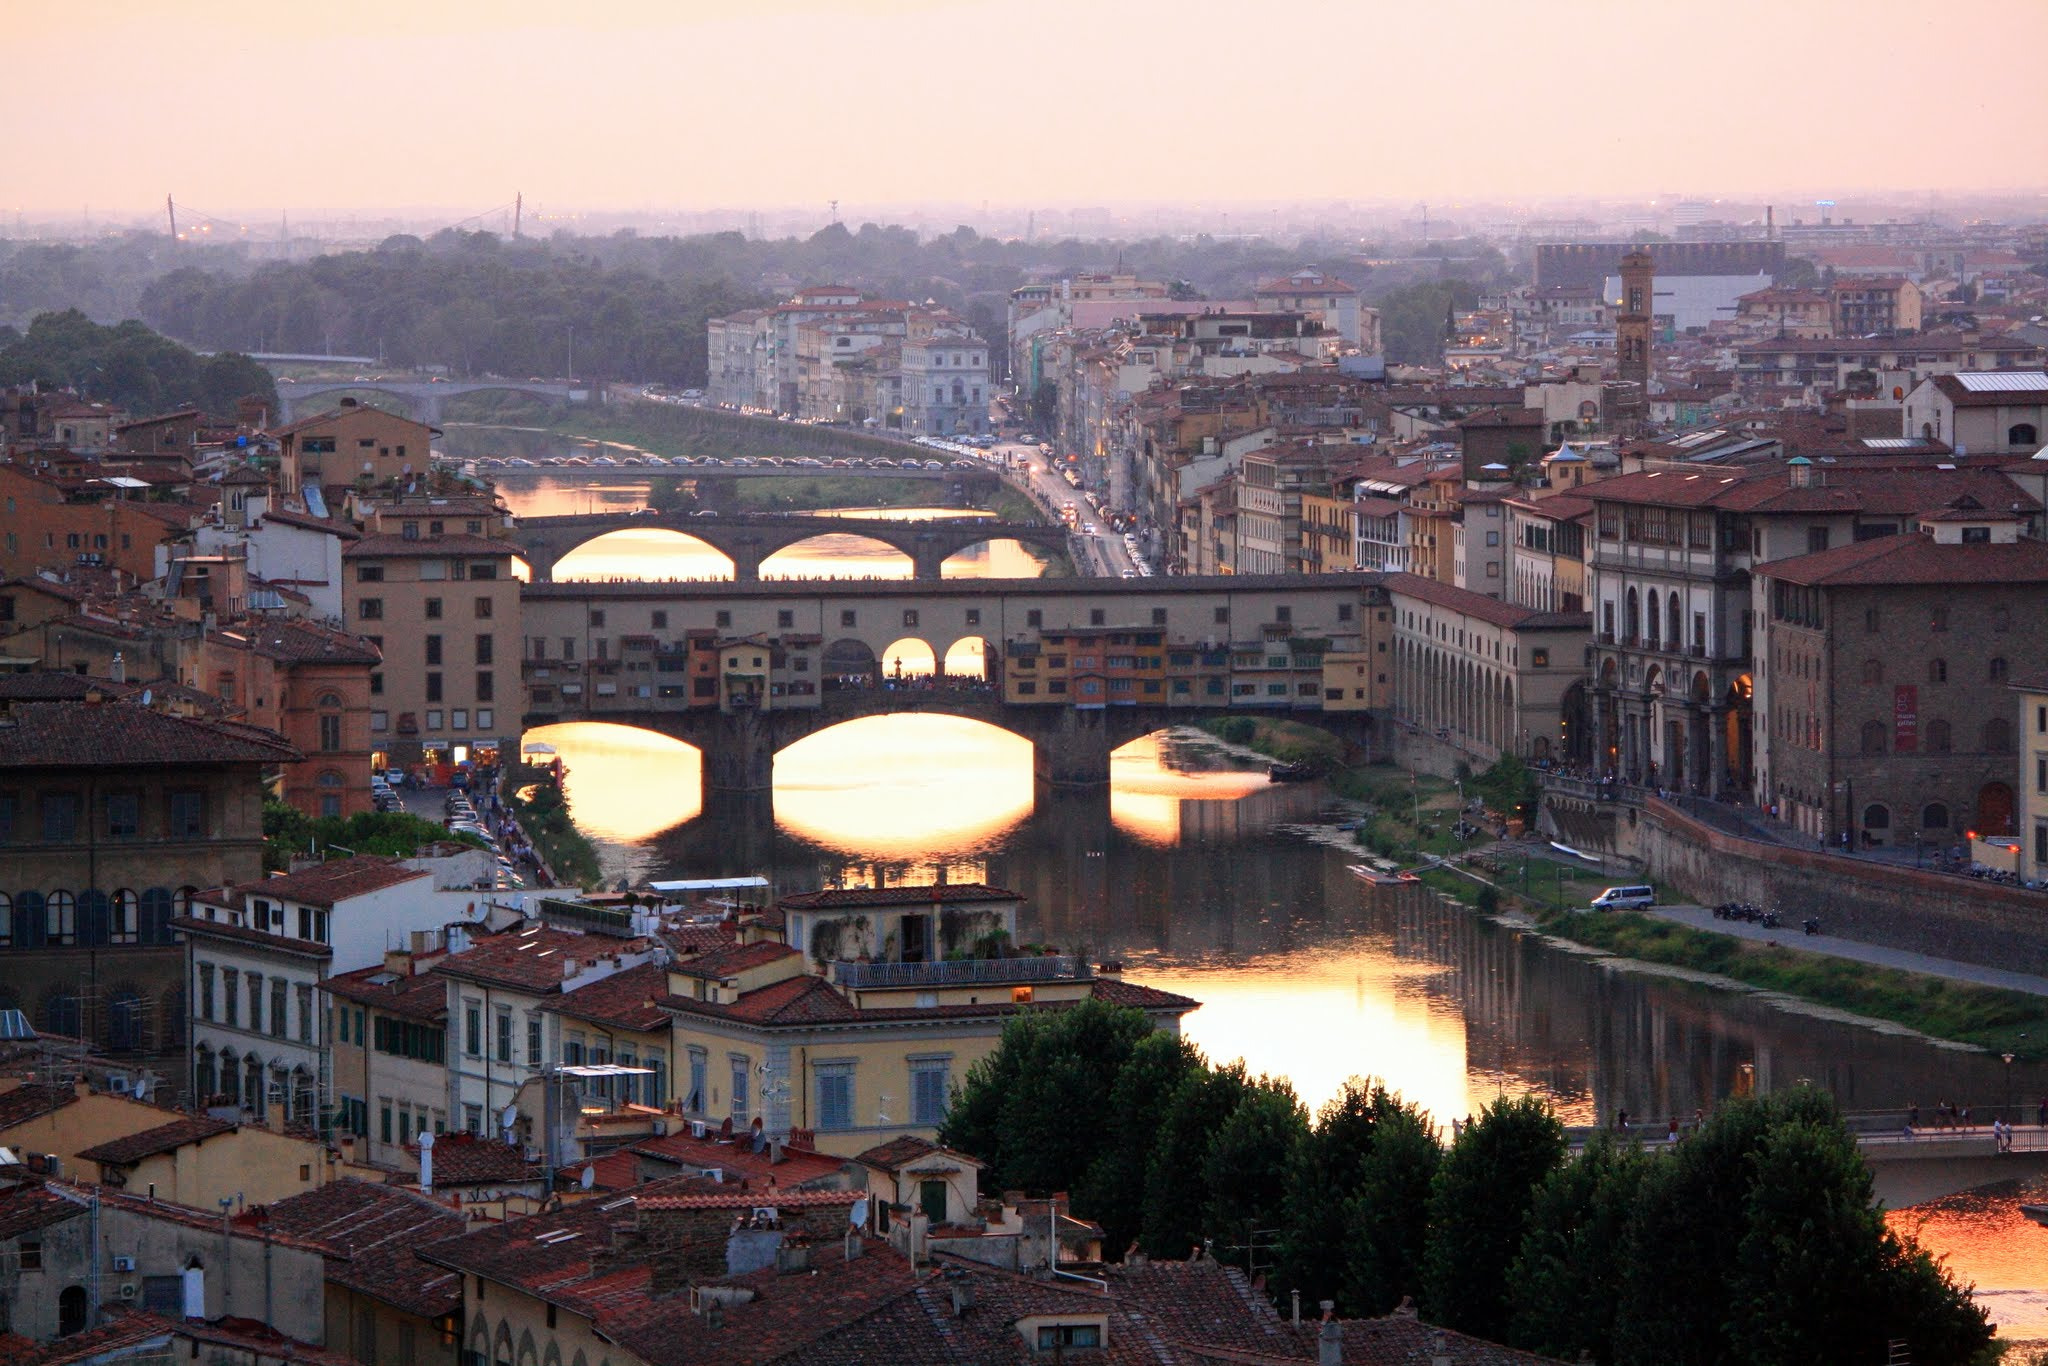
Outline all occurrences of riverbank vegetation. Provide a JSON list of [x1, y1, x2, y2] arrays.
[[507, 765, 604, 889], [261, 801, 480, 873], [941, 1000, 1993, 1364], [1545, 910, 2048, 1060], [1198, 715, 1347, 773], [1, 309, 274, 418]]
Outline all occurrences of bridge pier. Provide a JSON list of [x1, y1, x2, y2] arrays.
[[1028, 708, 1117, 788], [910, 545, 949, 581], [694, 709, 780, 795]]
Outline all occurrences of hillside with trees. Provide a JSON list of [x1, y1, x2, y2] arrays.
[[0, 309, 275, 418]]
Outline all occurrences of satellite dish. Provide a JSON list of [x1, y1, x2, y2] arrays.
[[500, 1104, 519, 1130], [848, 1195, 868, 1227], [140, 690, 152, 707], [580, 1165, 596, 1190], [132, 1077, 147, 1099]]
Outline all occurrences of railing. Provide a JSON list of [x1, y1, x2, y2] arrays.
[[831, 956, 1089, 990], [1539, 773, 1645, 806]]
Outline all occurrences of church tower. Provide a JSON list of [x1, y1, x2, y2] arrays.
[[1612, 248, 1654, 436]]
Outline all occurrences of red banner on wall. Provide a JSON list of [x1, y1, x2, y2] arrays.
[[1894, 684, 1919, 752]]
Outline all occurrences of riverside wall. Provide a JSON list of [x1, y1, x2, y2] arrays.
[[1611, 796, 2048, 976]]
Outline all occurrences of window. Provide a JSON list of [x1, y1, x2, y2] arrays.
[[589, 610, 606, 628], [357, 598, 383, 621], [468, 562, 499, 580], [474, 634, 494, 666], [840, 610, 857, 628], [426, 673, 443, 703], [169, 791, 204, 838], [815, 1063, 854, 1130], [1984, 718, 2014, 754], [495, 1008, 512, 1062], [476, 671, 494, 702], [477, 708, 494, 729], [426, 635, 443, 666], [1037, 1325, 1102, 1350], [105, 791, 139, 838], [1865, 606, 1880, 634], [1990, 657, 2009, 683], [271, 978, 287, 1037], [730, 1056, 750, 1125], [297, 984, 313, 1043], [526, 1014, 542, 1066], [1806, 526, 1830, 553], [903, 610, 919, 628], [911, 1060, 950, 1126], [197, 963, 214, 1020], [464, 1003, 481, 1056], [1027, 609, 1042, 627], [43, 890, 76, 945], [1923, 802, 1950, 830], [1928, 658, 1947, 684], [1859, 720, 1887, 754], [1962, 526, 1992, 544], [111, 890, 138, 945], [1926, 719, 1952, 753], [246, 973, 264, 1033], [687, 1048, 708, 1113], [41, 793, 80, 843], [222, 969, 240, 1026], [426, 711, 442, 731], [1930, 606, 1948, 632], [425, 597, 443, 621], [714, 610, 731, 628], [370, 672, 384, 697]]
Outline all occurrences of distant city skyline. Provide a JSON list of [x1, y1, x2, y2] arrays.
[[8, 0, 2047, 220]]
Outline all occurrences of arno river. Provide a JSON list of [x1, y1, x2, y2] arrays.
[[489, 456, 2048, 1340]]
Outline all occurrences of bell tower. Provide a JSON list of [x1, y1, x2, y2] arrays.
[[1612, 248, 1654, 436]]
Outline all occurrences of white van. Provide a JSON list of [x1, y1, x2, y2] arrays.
[[1590, 885, 1655, 911]]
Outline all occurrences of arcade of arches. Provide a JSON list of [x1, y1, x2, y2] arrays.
[[1593, 661, 1752, 795]]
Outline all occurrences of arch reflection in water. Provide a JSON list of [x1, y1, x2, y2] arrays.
[[522, 722, 703, 841], [1108, 733, 1278, 846], [774, 715, 1034, 860]]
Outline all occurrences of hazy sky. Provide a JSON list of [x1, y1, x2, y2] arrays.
[[11, 0, 2047, 219]]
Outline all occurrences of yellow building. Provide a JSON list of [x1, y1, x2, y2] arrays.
[[662, 883, 1197, 1158], [0, 1078, 338, 1207], [271, 402, 437, 497], [2017, 675, 2048, 884]]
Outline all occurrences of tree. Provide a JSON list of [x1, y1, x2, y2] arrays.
[[1507, 1134, 1653, 1363], [1201, 1077, 1308, 1273], [1274, 1078, 1414, 1310], [1420, 1095, 1566, 1341], [1078, 1031, 1206, 1258], [1341, 1101, 1441, 1315], [1141, 1061, 1248, 1258], [938, 999, 1153, 1195]]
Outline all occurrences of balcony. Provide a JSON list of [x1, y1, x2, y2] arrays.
[[830, 955, 1090, 990]]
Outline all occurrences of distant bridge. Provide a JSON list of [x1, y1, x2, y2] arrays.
[[273, 377, 596, 424], [510, 510, 1073, 582]]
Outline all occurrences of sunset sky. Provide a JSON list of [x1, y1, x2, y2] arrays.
[[10, 0, 2046, 219]]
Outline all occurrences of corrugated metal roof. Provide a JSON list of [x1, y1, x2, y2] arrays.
[[1954, 371, 2048, 393]]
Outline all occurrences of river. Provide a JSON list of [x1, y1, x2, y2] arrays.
[[480, 447, 2046, 1340]]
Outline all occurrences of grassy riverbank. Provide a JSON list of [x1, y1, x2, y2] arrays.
[[1542, 909, 2048, 1059], [508, 764, 604, 890]]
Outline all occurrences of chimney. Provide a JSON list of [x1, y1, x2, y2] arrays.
[[110, 652, 125, 683], [950, 1280, 973, 1317], [1318, 1302, 1341, 1366], [419, 1130, 435, 1192]]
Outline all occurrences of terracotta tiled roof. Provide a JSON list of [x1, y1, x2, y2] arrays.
[[553, 962, 672, 1032], [1758, 530, 2048, 587], [1930, 370, 2048, 407], [1277, 1312, 1572, 1364], [258, 1178, 465, 1319], [0, 700, 300, 769], [343, 533, 512, 558], [0, 1083, 81, 1131], [667, 943, 799, 982], [636, 1188, 860, 1212], [661, 974, 1200, 1030], [0, 1180, 85, 1241], [209, 855, 431, 910], [216, 619, 382, 666], [659, 922, 741, 958], [628, 1131, 845, 1189], [1384, 573, 1592, 633], [171, 915, 336, 959], [851, 1136, 979, 1173], [260, 507, 360, 538], [324, 961, 449, 1022], [76, 1114, 236, 1165], [408, 1132, 545, 1186], [433, 925, 652, 994], [0, 671, 139, 701], [777, 883, 1019, 912]]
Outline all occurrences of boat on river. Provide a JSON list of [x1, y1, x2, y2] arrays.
[[1268, 761, 1319, 783], [1348, 864, 1420, 887]]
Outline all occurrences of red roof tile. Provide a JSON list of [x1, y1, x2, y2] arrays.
[[257, 1178, 466, 1319], [667, 942, 799, 982], [0, 700, 300, 769], [210, 855, 430, 910], [433, 925, 654, 994], [0, 1083, 79, 1131], [324, 961, 449, 1022], [1758, 530, 2048, 587], [553, 962, 672, 1032], [851, 1136, 980, 1173], [76, 1114, 235, 1165], [408, 1132, 545, 1186]]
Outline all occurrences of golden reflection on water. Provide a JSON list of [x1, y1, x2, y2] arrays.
[[1109, 733, 1276, 846], [774, 716, 1036, 859], [525, 721, 703, 842], [1889, 1178, 2048, 1341]]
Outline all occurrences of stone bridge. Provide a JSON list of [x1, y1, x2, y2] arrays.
[[510, 511, 1074, 582], [274, 377, 595, 424]]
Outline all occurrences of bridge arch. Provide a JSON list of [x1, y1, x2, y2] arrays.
[[552, 526, 737, 582], [758, 530, 915, 580], [940, 635, 995, 681], [879, 637, 939, 679]]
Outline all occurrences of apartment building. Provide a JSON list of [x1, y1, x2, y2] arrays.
[[271, 403, 436, 497], [342, 533, 519, 772], [899, 329, 991, 437]]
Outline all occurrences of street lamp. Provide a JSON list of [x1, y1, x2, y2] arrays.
[[2004, 1052, 2016, 1126]]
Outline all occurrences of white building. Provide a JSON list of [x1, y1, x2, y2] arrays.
[[901, 331, 991, 437], [180, 856, 434, 1128]]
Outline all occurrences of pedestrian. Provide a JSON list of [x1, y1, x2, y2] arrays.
[[1667, 1117, 1681, 1144], [2038, 1096, 2046, 1129], [1616, 1107, 1629, 1132], [1909, 1102, 1920, 1129]]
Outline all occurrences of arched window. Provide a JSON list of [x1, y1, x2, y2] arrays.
[[58, 1286, 89, 1337], [107, 990, 144, 1052], [1984, 718, 2014, 753], [1926, 719, 1952, 753], [1859, 720, 1887, 754], [1625, 587, 1640, 642], [111, 890, 139, 945], [1863, 804, 1891, 830], [317, 770, 345, 819], [195, 1047, 216, 1101], [47, 890, 76, 945], [140, 888, 174, 944], [219, 1049, 239, 1104], [1989, 657, 2009, 683], [317, 692, 343, 754], [176, 887, 199, 917], [244, 1055, 264, 1110], [1667, 593, 1682, 652], [2010, 423, 2038, 448], [42, 992, 80, 1038], [0, 891, 10, 948], [1928, 657, 1947, 683], [1922, 802, 1950, 830], [15, 891, 45, 949], [1860, 659, 1882, 684]]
